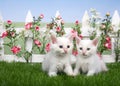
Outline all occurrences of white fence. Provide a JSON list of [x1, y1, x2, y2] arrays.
[[0, 10, 120, 63]]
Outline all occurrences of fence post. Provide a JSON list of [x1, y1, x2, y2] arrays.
[[0, 12, 4, 60], [81, 10, 90, 36], [111, 10, 120, 61], [24, 10, 33, 62]]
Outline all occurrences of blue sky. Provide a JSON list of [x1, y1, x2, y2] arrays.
[[0, 0, 120, 22]]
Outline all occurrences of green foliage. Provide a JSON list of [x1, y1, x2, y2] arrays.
[[0, 62, 120, 86], [98, 13, 112, 54], [89, 31, 96, 40]]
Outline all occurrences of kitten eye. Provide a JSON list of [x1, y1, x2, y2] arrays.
[[59, 45, 63, 48], [79, 47, 82, 50], [67, 45, 70, 48], [87, 48, 90, 50]]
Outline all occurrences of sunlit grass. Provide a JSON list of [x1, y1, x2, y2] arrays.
[[0, 62, 120, 86]]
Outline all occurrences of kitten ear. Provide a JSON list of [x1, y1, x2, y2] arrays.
[[50, 32, 57, 44], [92, 37, 98, 46]]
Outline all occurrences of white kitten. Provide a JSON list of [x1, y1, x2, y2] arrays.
[[42, 34, 73, 77], [74, 38, 108, 76]]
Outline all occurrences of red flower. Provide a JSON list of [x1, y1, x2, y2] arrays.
[[75, 20, 79, 25], [7, 20, 12, 25], [78, 34, 83, 39], [105, 36, 111, 42], [72, 50, 78, 56], [34, 39, 41, 47], [56, 26, 61, 32], [45, 43, 51, 52], [10, 32, 15, 37], [1, 31, 8, 38], [40, 14, 44, 19], [25, 23, 32, 30], [11, 46, 21, 54], [71, 29, 78, 38], [104, 42, 112, 49], [35, 26, 40, 31]]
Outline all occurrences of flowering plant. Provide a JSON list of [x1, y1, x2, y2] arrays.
[[71, 20, 82, 56], [1, 20, 21, 55], [89, 8, 101, 40], [97, 12, 112, 55], [89, 8, 101, 28], [22, 14, 50, 62], [47, 15, 65, 37], [1, 14, 51, 63]]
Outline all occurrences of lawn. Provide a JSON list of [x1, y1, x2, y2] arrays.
[[0, 61, 120, 86]]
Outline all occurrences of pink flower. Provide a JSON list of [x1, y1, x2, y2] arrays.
[[71, 29, 78, 38], [105, 36, 111, 42], [10, 32, 15, 37], [104, 42, 112, 49], [72, 50, 78, 56], [56, 26, 61, 32], [61, 20, 64, 25], [75, 20, 79, 25], [35, 26, 40, 31], [57, 15, 62, 20], [40, 14, 44, 19], [1, 31, 8, 38], [11, 46, 21, 54], [34, 39, 41, 47], [45, 43, 51, 52], [25, 23, 32, 30], [78, 34, 83, 39], [7, 20, 12, 25], [100, 24, 106, 29]]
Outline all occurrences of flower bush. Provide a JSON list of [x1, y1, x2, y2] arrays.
[[97, 12, 113, 56], [89, 8, 101, 40], [71, 20, 82, 56], [22, 14, 50, 62], [1, 20, 21, 55], [1, 14, 51, 63], [47, 15, 65, 37]]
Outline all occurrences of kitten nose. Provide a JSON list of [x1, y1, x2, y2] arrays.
[[82, 52, 86, 56], [64, 49, 67, 53]]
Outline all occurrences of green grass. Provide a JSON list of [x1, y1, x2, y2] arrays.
[[4, 22, 74, 28], [0, 62, 120, 86]]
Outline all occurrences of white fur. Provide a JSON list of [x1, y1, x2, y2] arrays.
[[42, 37, 73, 77], [74, 39, 108, 76]]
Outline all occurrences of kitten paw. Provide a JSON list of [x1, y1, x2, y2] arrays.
[[72, 72, 79, 76], [66, 72, 74, 76], [48, 72, 57, 77], [87, 72, 95, 76]]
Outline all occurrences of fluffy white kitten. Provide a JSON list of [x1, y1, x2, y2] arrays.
[[74, 38, 108, 76], [42, 34, 73, 77]]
